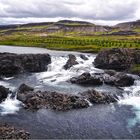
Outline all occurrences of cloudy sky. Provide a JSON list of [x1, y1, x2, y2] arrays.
[[0, 0, 140, 25]]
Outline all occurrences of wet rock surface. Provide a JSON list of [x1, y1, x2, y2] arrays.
[[94, 48, 140, 77], [70, 72, 103, 85], [0, 86, 10, 102], [113, 73, 135, 87], [94, 48, 134, 71], [18, 84, 34, 94], [79, 54, 88, 60], [17, 84, 89, 111], [0, 123, 30, 139], [80, 89, 117, 104], [17, 84, 118, 111], [63, 54, 78, 70], [0, 53, 51, 77], [70, 72, 135, 87]]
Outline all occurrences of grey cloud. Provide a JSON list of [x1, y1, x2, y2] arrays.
[[0, 0, 139, 25]]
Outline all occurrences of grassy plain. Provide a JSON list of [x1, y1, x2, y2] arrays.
[[0, 24, 140, 53]]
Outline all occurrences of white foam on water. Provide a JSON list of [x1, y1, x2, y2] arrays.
[[119, 80, 140, 129], [85, 99, 93, 106], [0, 81, 16, 91], [3, 77, 14, 80], [0, 94, 22, 115], [36, 55, 103, 84], [0, 81, 20, 115]]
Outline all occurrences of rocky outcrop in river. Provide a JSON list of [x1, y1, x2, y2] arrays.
[[0, 123, 30, 139], [63, 54, 78, 70], [94, 48, 140, 75], [80, 89, 117, 104], [17, 84, 89, 111], [70, 72, 103, 85], [0, 53, 51, 77], [70, 72, 135, 87], [0, 86, 10, 102], [94, 48, 134, 70], [17, 84, 118, 111]]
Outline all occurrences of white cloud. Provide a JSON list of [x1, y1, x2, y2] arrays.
[[0, 0, 139, 25]]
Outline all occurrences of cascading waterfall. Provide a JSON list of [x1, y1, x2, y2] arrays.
[[36, 54, 103, 84], [119, 80, 140, 129], [0, 94, 21, 115], [0, 54, 101, 115], [0, 81, 21, 115], [0, 52, 140, 117]]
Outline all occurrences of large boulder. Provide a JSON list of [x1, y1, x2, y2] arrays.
[[0, 86, 10, 102], [0, 53, 51, 77], [0, 123, 30, 139], [70, 72, 103, 85], [114, 73, 135, 87], [104, 72, 135, 87], [17, 84, 119, 111], [80, 89, 117, 104], [18, 84, 34, 94], [94, 48, 134, 71], [17, 84, 34, 102], [70, 72, 135, 87], [63, 54, 78, 70], [79, 54, 88, 60], [17, 85, 89, 111]]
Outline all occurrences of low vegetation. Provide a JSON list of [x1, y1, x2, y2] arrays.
[[130, 64, 140, 72], [0, 20, 140, 52]]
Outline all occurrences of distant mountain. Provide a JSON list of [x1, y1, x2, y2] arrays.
[[56, 20, 94, 25], [115, 20, 140, 30], [0, 20, 113, 35], [0, 19, 140, 36]]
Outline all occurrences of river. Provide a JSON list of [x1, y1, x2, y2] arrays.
[[0, 45, 140, 139]]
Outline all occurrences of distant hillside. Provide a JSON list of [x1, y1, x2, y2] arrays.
[[0, 19, 139, 53], [0, 19, 140, 36], [0, 20, 113, 35], [56, 20, 93, 25], [115, 20, 140, 30]]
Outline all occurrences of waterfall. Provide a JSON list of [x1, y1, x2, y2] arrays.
[[36, 54, 103, 84], [0, 52, 140, 116]]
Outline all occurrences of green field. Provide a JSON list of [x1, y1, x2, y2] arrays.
[[0, 22, 140, 52]]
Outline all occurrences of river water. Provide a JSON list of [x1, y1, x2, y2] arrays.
[[0, 45, 140, 139]]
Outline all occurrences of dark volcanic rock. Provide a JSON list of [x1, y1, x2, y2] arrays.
[[114, 73, 135, 87], [0, 86, 10, 102], [17, 84, 120, 111], [70, 72, 103, 85], [18, 84, 34, 94], [0, 123, 30, 139], [17, 84, 34, 102], [79, 54, 88, 60], [63, 54, 78, 70], [104, 72, 135, 87], [104, 70, 116, 76], [80, 89, 117, 104], [17, 85, 89, 111], [70, 72, 135, 87], [0, 53, 51, 77], [94, 48, 134, 71]]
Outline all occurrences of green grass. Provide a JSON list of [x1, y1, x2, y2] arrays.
[[133, 28, 140, 33], [131, 64, 140, 71], [129, 64, 140, 75], [0, 29, 140, 52]]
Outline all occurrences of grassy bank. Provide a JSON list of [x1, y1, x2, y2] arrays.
[[0, 32, 140, 53]]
